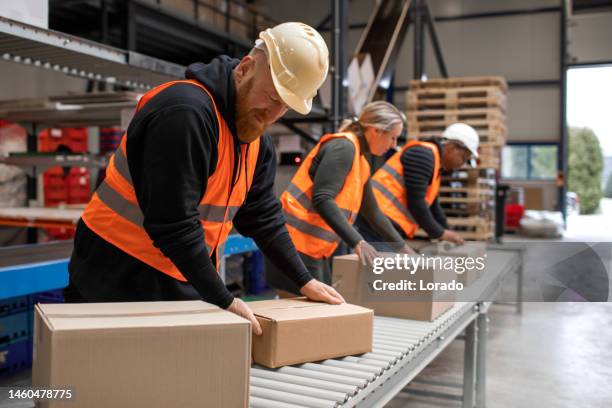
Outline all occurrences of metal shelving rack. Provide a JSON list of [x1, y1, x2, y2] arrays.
[[0, 15, 185, 241], [0, 15, 183, 90]]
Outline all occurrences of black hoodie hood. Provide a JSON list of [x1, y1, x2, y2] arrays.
[[185, 56, 240, 140]]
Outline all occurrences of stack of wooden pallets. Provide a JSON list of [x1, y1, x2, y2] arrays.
[[407, 76, 507, 241]]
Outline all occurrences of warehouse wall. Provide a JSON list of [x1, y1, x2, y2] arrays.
[[255, 0, 563, 210], [568, 11, 612, 64]]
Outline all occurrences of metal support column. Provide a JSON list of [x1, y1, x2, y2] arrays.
[[516, 259, 524, 315], [476, 312, 488, 408], [25, 124, 38, 244], [101, 0, 109, 45], [413, 0, 425, 80], [125, 0, 136, 51], [424, 0, 448, 78], [462, 319, 477, 408], [559, 0, 568, 224], [331, 0, 347, 130]]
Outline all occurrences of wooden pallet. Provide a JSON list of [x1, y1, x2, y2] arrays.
[[406, 87, 507, 111], [411, 118, 507, 137], [414, 129, 506, 146], [439, 186, 494, 201], [406, 108, 505, 123], [440, 204, 493, 216], [409, 76, 508, 92], [442, 167, 497, 182], [447, 216, 495, 241], [442, 178, 495, 190], [476, 145, 501, 169]]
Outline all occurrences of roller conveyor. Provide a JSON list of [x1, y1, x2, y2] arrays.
[[249, 248, 523, 408], [249, 302, 475, 408]]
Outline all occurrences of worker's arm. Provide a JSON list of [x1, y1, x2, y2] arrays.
[[310, 139, 364, 247], [400, 147, 446, 239], [128, 101, 234, 309], [430, 197, 449, 229], [359, 180, 405, 243], [233, 135, 313, 289]]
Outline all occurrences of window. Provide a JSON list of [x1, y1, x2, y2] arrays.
[[502, 144, 558, 180]]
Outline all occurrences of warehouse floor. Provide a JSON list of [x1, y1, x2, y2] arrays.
[[389, 302, 612, 408]]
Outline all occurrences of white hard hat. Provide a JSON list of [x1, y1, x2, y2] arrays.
[[442, 123, 479, 158], [258, 22, 329, 115]]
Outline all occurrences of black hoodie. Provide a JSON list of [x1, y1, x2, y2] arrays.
[[68, 56, 313, 308]]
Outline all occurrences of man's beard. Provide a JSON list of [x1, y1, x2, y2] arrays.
[[235, 77, 266, 143]]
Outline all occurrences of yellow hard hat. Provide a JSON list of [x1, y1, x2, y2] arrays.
[[259, 22, 329, 115]]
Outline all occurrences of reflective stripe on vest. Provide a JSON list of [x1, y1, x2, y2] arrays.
[[371, 140, 441, 238], [81, 79, 259, 281], [280, 132, 371, 259]]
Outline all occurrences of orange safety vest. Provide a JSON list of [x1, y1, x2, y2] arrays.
[[371, 140, 441, 238], [281, 132, 371, 259], [82, 79, 260, 281]]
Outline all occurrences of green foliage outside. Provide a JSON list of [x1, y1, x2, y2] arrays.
[[604, 173, 612, 199], [568, 127, 603, 214]]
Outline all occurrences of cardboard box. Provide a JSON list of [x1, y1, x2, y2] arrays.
[[32, 301, 250, 408], [419, 242, 487, 286], [250, 298, 373, 368], [332, 254, 455, 322]]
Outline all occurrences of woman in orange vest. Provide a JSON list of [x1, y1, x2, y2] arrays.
[[370, 123, 480, 244], [266, 101, 413, 295]]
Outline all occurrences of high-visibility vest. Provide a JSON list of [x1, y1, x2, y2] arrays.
[[281, 132, 371, 259], [82, 79, 260, 281], [371, 140, 441, 238]]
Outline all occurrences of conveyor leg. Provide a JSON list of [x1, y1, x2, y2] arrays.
[[516, 262, 523, 315], [476, 313, 488, 408], [462, 319, 477, 408]]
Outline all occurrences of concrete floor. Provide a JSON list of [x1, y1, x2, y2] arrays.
[[388, 302, 612, 408], [565, 198, 612, 242]]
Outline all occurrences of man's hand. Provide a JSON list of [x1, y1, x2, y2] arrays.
[[227, 298, 262, 336], [354, 240, 378, 265], [399, 243, 416, 255], [440, 229, 465, 245], [300, 279, 345, 304]]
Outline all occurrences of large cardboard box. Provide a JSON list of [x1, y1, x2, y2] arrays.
[[32, 301, 251, 408], [250, 298, 373, 368], [332, 254, 455, 321]]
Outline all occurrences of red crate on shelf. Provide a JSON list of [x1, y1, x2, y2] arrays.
[[42, 167, 68, 207], [66, 167, 91, 204], [63, 127, 88, 153], [38, 128, 88, 153], [37, 128, 66, 152]]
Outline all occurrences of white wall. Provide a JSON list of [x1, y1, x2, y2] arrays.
[[0, 0, 48, 29]]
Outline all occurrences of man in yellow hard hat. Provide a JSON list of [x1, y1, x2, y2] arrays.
[[66, 22, 343, 335]]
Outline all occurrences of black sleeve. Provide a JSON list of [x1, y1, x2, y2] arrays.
[[400, 147, 445, 239], [128, 103, 234, 309], [311, 139, 364, 248], [233, 135, 313, 288], [430, 197, 449, 229], [359, 180, 405, 243]]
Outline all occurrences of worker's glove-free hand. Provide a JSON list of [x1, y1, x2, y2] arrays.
[[440, 229, 465, 245], [227, 298, 262, 336], [354, 240, 379, 266], [399, 244, 416, 255], [300, 279, 345, 305]]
